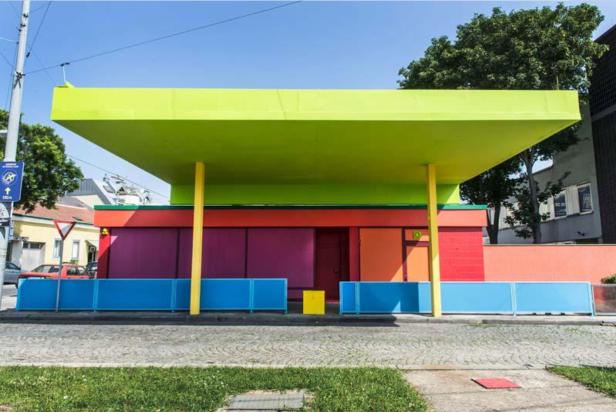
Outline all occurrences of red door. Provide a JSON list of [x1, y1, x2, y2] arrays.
[[315, 229, 349, 300]]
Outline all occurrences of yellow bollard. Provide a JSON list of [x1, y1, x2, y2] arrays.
[[303, 290, 325, 315]]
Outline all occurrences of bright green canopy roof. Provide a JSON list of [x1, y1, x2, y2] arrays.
[[51, 87, 580, 205]]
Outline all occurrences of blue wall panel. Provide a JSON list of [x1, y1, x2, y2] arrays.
[[16, 279, 57, 310], [515, 282, 593, 314], [339, 281, 593, 315], [441, 282, 513, 314], [58, 280, 95, 310], [202, 279, 251, 310], [339, 282, 431, 314], [253, 279, 287, 311], [339, 282, 357, 313], [97, 279, 174, 310], [17, 278, 287, 312], [174, 279, 190, 310]]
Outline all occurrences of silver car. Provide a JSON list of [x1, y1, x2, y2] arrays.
[[3, 262, 21, 286]]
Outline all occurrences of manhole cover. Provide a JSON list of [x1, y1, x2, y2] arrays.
[[224, 390, 307, 411]]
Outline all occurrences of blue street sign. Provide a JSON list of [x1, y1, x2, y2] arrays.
[[0, 161, 24, 202]]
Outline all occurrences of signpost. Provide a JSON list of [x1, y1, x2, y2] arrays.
[[0, 203, 11, 228], [0, 161, 24, 307], [0, 0, 29, 310], [53, 220, 76, 312], [0, 161, 24, 203]]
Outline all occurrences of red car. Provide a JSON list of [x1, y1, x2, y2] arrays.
[[19, 264, 91, 280]]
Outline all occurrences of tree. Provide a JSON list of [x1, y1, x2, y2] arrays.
[[0, 109, 83, 212], [399, 3, 607, 243], [460, 159, 518, 244]]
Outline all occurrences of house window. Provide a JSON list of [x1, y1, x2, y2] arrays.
[[577, 184, 593, 213], [52, 239, 61, 259], [554, 192, 567, 218], [71, 240, 80, 261]]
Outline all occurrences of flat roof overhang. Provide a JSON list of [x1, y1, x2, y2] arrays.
[[51, 87, 580, 204]]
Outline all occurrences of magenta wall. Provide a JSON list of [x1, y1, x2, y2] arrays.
[[246, 229, 315, 290], [108, 228, 178, 278], [109, 228, 315, 298], [177, 228, 246, 277]]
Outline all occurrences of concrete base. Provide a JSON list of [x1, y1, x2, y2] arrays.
[[1, 310, 615, 326]]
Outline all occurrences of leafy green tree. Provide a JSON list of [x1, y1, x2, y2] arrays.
[[399, 3, 607, 243], [505, 172, 569, 240], [460, 159, 518, 244], [0, 109, 82, 212]]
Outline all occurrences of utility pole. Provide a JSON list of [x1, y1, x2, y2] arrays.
[[0, 0, 30, 309]]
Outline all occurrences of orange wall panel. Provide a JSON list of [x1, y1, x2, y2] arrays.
[[360, 229, 404, 281], [405, 245, 430, 281], [484, 245, 616, 284]]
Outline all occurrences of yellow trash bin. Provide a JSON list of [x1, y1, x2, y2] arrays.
[[303, 290, 325, 315]]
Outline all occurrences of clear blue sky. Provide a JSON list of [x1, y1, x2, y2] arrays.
[[1, 1, 615, 203]]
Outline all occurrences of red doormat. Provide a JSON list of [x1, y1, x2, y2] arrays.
[[472, 378, 521, 389]]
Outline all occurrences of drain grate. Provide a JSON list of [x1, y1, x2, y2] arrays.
[[224, 390, 307, 411]]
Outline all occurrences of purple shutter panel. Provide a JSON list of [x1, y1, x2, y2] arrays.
[[246, 228, 314, 288], [177, 228, 246, 278], [108, 228, 178, 278]]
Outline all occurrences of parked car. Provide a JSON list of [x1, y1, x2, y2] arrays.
[[3, 262, 21, 286], [18, 264, 90, 281], [85, 261, 98, 278]]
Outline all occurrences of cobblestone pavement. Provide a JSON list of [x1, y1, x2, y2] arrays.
[[1, 322, 615, 368]]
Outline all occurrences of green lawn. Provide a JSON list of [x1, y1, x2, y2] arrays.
[[0, 366, 427, 411], [549, 366, 616, 398]]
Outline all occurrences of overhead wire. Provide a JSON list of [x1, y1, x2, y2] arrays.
[[68, 154, 170, 201], [26, 1, 302, 75], [5, 1, 56, 85], [26, 1, 52, 59]]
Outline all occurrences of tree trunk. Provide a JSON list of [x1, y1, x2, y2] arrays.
[[486, 207, 500, 244], [521, 150, 542, 244]]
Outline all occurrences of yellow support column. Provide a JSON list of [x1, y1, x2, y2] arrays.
[[426, 164, 442, 317], [190, 162, 205, 315]]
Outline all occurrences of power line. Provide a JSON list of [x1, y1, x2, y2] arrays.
[[68, 154, 169, 200], [26, 1, 301, 75], [30, 2, 51, 14], [6, 0, 55, 85], [26, 1, 51, 58]]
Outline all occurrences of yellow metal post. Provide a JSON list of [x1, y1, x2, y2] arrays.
[[190, 162, 205, 315], [426, 164, 442, 317]]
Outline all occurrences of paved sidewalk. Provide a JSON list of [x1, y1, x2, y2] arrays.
[[406, 369, 616, 411], [1, 322, 615, 368]]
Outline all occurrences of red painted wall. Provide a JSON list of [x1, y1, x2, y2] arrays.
[[95, 209, 486, 285], [95, 208, 487, 229], [359, 227, 485, 282], [439, 227, 485, 281]]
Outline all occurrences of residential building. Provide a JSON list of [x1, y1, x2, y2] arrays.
[[590, 24, 616, 243], [9, 199, 98, 270], [496, 105, 602, 244]]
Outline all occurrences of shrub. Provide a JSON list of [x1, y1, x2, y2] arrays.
[[601, 275, 616, 284]]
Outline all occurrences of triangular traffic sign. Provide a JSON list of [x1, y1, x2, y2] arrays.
[[54, 220, 76, 240]]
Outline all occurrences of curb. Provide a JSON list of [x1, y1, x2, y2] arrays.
[[0, 311, 613, 326]]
